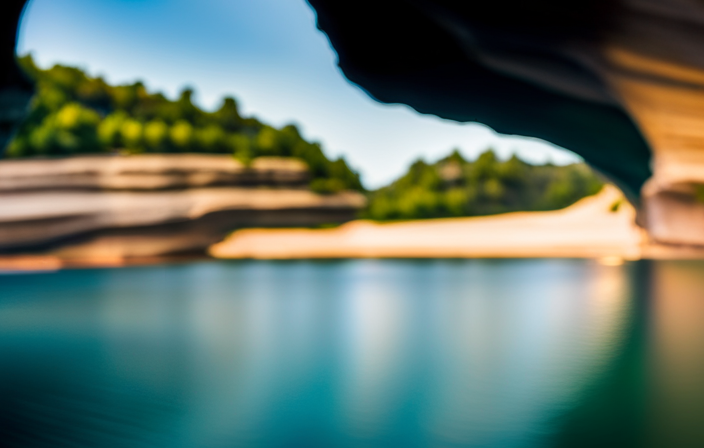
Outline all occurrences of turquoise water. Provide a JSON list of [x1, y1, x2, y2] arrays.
[[0, 259, 703, 447]]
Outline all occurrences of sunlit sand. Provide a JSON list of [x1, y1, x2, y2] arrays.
[[211, 185, 659, 260]]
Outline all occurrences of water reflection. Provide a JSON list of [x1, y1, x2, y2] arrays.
[[651, 261, 704, 447], [0, 259, 698, 447], [342, 263, 409, 440], [423, 261, 632, 447]]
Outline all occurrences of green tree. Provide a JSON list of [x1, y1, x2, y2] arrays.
[[169, 120, 194, 152], [120, 118, 144, 152], [229, 134, 252, 163], [143, 119, 170, 152], [98, 112, 128, 149], [195, 125, 226, 153], [213, 97, 242, 132]]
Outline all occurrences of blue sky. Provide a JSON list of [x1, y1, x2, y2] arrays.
[[17, 0, 580, 188]]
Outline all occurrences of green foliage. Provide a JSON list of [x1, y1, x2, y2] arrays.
[[169, 120, 194, 152], [8, 102, 102, 156], [143, 119, 169, 152], [8, 55, 363, 192], [363, 149, 605, 220]]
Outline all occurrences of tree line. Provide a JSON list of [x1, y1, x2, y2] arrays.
[[7, 55, 363, 193], [362, 149, 604, 220]]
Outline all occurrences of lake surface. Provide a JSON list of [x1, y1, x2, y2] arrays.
[[1, 259, 704, 447]]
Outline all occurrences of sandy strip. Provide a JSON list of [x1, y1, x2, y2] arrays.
[[210, 185, 658, 260]]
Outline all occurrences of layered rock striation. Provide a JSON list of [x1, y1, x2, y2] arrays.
[[0, 154, 311, 192], [0, 155, 365, 260]]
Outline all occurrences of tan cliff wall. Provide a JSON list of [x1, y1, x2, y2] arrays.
[[0, 154, 366, 261], [0, 154, 311, 192], [596, 4, 704, 246]]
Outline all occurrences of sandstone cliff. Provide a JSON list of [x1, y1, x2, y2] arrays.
[[0, 155, 366, 261]]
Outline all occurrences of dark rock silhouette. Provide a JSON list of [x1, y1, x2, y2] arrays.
[[0, 0, 33, 152]]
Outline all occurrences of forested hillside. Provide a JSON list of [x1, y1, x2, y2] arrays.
[[6, 56, 606, 218], [363, 150, 604, 220], [7, 56, 363, 193]]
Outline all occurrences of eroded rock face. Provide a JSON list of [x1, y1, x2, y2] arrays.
[[0, 155, 366, 258], [597, 2, 704, 245], [0, 154, 310, 192], [308, 0, 704, 245]]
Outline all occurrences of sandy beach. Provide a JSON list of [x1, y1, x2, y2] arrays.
[[210, 186, 703, 261]]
